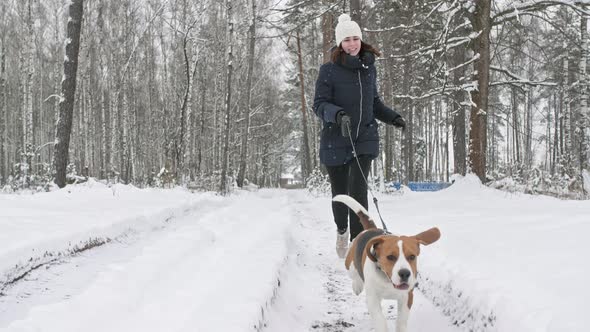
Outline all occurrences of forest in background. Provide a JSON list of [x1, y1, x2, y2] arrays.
[[0, 0, 589, 198]]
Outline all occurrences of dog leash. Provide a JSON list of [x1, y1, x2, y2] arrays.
[[344, 122, 390, 233], [344, 122, 421, 290]]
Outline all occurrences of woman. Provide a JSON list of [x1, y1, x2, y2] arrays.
[[313, 14, 406, 258]]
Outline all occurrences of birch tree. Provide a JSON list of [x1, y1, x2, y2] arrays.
[[20, 0, 35, 187], [579, 4, 589, 183], [237, 0, 257, 188], [177, 24, 198, 182], [219, 0, 234, 194], [0, 39, 5, 185]]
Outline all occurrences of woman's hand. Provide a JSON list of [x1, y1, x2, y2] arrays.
[[392, 117, 406, 129], [336, 111, 352, 137]]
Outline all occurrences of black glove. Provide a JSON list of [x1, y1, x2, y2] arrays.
[[336, 111, 352, 137], [392, 116, 406, 130]]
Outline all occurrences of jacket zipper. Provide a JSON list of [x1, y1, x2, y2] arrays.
[[357, 70, 363, 139]]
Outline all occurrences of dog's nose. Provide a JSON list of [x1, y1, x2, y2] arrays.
[[398, 269, 411, 282]]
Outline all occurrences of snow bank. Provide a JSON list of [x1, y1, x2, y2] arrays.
[[0, 182, 219, 290]]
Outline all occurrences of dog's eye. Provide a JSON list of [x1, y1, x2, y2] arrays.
[[407, 255, 416, 261], [387, 255, 397, 261]]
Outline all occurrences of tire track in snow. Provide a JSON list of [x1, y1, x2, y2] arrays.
[[0, 199, 226, 327]]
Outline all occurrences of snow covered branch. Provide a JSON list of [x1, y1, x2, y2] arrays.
[[493, 0, 590, 25], [393, 83, 476, 101], [447, 53, 480, 75], [387, 33, 477, 59], [490, 65, 558, 87]]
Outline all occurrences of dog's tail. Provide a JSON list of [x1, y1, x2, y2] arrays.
[[332, 195, 377, 230]]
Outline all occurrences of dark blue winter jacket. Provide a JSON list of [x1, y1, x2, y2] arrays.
[[313, 51, 401, 166]]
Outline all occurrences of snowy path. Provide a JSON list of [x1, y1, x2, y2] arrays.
[[262, 191, 458, 332], [3, 178, 590, 331], [0, 189, 458, 332]]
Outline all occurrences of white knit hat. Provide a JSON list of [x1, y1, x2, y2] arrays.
[[335, 14, 362, 46]]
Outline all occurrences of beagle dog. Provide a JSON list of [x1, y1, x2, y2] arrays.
[[332, 195, 440, 332]]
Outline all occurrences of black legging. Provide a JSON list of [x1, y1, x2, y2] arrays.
[[326, 155, 372, 241]]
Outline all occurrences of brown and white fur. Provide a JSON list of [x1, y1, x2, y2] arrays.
[[332, 195, 440, 332]]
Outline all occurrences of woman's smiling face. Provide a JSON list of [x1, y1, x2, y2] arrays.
[[341, 36, 361, 56]]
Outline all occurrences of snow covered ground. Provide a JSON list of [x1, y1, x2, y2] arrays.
[[0, 176, 589, 331]]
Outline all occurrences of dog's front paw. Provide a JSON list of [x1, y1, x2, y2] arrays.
[[352, 279, 363, 295], [395, 318, 408, 332]]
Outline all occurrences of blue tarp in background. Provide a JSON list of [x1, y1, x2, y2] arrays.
[[390, 182, 452, 192]]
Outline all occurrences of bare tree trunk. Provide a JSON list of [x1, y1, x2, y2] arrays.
[[100, 89, 107, 179], [445, 102, 450, 181], [579, 7, 589, 178], [237, 0, 256, 188], [22, 0, 35, 186], [435, 101, 441, 180], [97, 1, 107, 180], [321, 2, 335, 63], [296, 30, 313, 183], [525, 51, 535, 168], [0, 41, 5, 184], [383, 66, 393, 181], [452, 44, 467, 176], [426, 103, 432, 180], [159, 26, 171, 176], [525, 90, 532, 168], [129, 79, 138, 183], [402, 56, 414, 182], [310, 18, 320, 171], [197, 63, 207, 175], [52, 6, 61, 169], [109, 85, 118, 180], [219, 0, 234, 194], [121, 81, 132, 183], [468, 0, 491, 182], [350, 0, 361, 25], [178, 32, 198, 183], [82, 79, 89, 174], [552, 92, 559, 174], [562, 42, 572, 175], [53, 0, 84, 188], [119, 3, 133, 184], [489, 94, 497, 173], [511, 86, 521, 165]]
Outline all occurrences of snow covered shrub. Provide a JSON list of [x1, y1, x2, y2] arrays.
[[65, 163, 88, 185], [12, 160, 31, 189], [188, 171, 235, 193], [1, 183, 14, 193], [306, 168, 330, 197], [242, 179, 259, 191], [489, 167, 587, 199], [153, 167, 175, 188]]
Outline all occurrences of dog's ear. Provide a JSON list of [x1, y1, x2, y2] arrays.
[[365, 236, 385, 262], [414, 227, 440, 246]]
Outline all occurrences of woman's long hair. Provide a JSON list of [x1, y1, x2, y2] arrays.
[[331, 41, 382, 63]]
